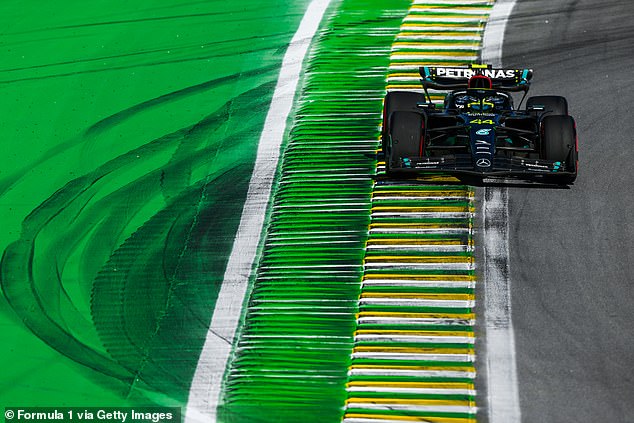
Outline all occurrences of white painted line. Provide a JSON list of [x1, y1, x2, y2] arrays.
[[352, 352, 475, 361], [372, 195, 472, 200], [404, 16, 487, 23], [358, 317, 475, 325], [481, 0, 515, 67], [359, 298, 474, 308], [366, 244, 470, 252], [348, 368, 476, 378], [369, 228, 470, 234], [481, 186, 522, 423], [342, 419, 417, 423], [184, 1, 332, 422], [396, 35, 481, 41], [344, 418, 460, 423], [345, 403, 476, 413], [354, 334, 475, 343], [392, 44, 480, 51], [480, 1, 522, 422], [362, 277, 470, 283], [391, 53, 479, 61], [400, 25, 485, 31], [409, 9, 490, 16], [346, 386, 476, 396], [413, 0, 492, 4], [361, 279, 475, 288], [370, 211, 471, 217], [388, 64, 460, 72], [363, 262, 473, 270]]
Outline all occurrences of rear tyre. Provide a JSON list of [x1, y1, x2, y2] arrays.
[[386, 111, 423, 175], [382, 91, 425, 153], [527, 95, 568, 116], [542, 115, 578, 184]]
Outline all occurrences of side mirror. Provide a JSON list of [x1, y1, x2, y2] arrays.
[[416, 102, 438, 110], [527, 105, 545, 111]]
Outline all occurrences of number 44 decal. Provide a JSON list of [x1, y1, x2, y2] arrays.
[[470, 119, 494, 125]]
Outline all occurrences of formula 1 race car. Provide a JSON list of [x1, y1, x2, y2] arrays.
[[382, 64, 578, 184]]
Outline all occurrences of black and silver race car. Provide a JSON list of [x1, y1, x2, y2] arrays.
[[382, 64, 578, 184]]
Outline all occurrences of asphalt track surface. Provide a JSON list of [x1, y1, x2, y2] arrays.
[[502, 1, 634, 421]]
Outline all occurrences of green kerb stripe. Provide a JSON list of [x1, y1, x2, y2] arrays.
[[218, 1, 412, 423]]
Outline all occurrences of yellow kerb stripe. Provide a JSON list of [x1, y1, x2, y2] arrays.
[[391, 51, 476, 57], [373, 189, 471, 195], [402, 22, 484, 28], [407, 9, 490, 16], [370, 223, 472, 229], [359, 293, 474, 301], [363, 274, 475, 281], [363, 257, 473, 264], [354, 329, 474, 337], [398, 31, 481, 36], [371, 206, 473, 212], [410, 5, 492, 11], [352, 346, 474, 354], [386, 84, 442, 92], [389, 61, 471, 66], [392, 42, 478, 48], [357, 311, 475, 319], [366, 239, 467, 245], [343, 413, 475, 423]]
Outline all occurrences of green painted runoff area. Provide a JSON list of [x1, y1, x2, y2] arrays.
[[0, 0, 311, 408]]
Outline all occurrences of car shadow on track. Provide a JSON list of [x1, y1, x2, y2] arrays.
[[373, 173, 573, 190]]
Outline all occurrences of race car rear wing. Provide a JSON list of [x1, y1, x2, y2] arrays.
[[420, 64, 533, 92]]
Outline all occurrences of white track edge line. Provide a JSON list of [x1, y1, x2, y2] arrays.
[[482, 0, 515, 68], [481, 4, 521, 422], [184, 1, 332, 422]]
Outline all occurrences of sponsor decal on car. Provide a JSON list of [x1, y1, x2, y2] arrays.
[[520, 161, 552, 172], [466, 113, 496, 117], [415, 161, 442, 167], [476, 158, 492, 167], [475, 139, 491, 153], [435, 68, 517, 79]]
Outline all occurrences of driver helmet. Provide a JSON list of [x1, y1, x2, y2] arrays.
[[468, 74, 492, 89]]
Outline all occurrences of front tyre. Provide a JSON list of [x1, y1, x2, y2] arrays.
[[386, 111, 423, 175], [527, 95, 569, 116], [382, 91, 425, 153], [542, 115, 578, 184]]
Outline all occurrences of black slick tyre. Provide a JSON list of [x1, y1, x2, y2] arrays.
[[542, 115, 578, 184], [527, 95, 569, 116], [386, 111, 423, 175], [382, 91, 425, 153]]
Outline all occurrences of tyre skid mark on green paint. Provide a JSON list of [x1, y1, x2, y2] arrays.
[[0, 0, 309, 405]]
